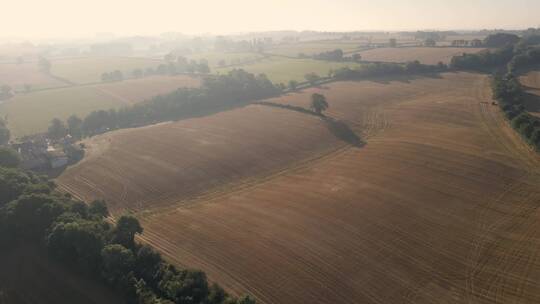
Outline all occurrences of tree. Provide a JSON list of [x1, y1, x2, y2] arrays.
[[135, 245, 162, 287], [132, 69, 143, 78], [484, 33, 520, 48], [389, 38, 397, 47], [48, 118, 68, 140], [101, 244, 136, 285], [24, 84, 32, 92], [39, 57, 51, 73], [0, 147, 20, 168], [237, 295, 257, 304], [164, 53, 176, 63], [288, 80, 298, 91], [0, 126, 10, 145], [310, 93, 329, 115], [67, 115, 83, 139], [424, 38, 436, 47], [0, 85, 12, 99], [304, 72, 320, 86], [89, 200, 109, 218], [352, 53, 362, 62], [112, 215, 143, 248], [471, 39, 483, 47]]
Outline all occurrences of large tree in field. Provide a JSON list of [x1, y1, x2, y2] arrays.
[[310, 93, 329, 115]]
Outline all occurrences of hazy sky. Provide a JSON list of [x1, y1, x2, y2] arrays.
[[1, 0, 539, 38]]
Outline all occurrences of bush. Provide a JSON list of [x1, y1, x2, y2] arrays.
[[0, 147, 20, 168]]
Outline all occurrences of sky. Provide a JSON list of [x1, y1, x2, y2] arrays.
[[1, 0, 539, 39]]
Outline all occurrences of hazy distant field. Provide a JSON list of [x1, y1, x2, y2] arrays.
[[0, 62, 65, 91], [0, 75, 200, 137], [186, 52, 266, 67], [216, 56, 362, 83], [50, 56, 162, 84], [357, 47, 486, 64], [265, 41, 364, 56]]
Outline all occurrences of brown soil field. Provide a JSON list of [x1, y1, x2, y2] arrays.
[[58, 72, 540, 304], [520, 71, 540, 117], [93, 75, 201, 104], [0, 63, 65, 91], [0, 246, 120, 304], [57, 106, 343, 214], [357, 47, 486, 65]]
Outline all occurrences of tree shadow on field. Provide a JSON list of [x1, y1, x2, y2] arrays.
[[322, 116, 365, 148], [254, 101, 365, 147]]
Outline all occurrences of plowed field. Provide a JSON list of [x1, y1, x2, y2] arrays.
[[58, 72, 540, 304]]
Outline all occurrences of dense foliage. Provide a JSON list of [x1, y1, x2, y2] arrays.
[[483, 33, 520, 48], [332, 60, 446, 80], [312, 49, 344, 61], [0, 118, 10, 145], [0, 166, 256, 304], [492, 73, 540, 149], [0, 147, 21, 168], [449, 45, 515, 70]]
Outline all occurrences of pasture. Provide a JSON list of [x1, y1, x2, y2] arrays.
[[58, 72, 540, 303], [356, 47, 486, 64], [216, 56, 362, 83], [50, 56, 162, 84], [0, 75, 200, 137]]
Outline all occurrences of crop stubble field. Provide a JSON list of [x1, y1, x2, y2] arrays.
[[58, 72, 540, 304]]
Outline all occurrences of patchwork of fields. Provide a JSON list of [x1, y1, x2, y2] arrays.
[[58, 72, 540, 303], [216, 56, 361, 83]]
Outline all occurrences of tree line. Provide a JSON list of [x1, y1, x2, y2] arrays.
[[458, 32, 540, 150], [449, 33, 540, 70], [101, 57, 211, 84], [0, 162, 256, 304], [493, 73, 540, 149], [331, 60, 447, 80], [51, 69, 280, 139]]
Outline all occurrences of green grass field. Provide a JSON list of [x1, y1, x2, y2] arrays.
[[50, 56, 162, 84], [0, 75, 200, 138], [0, 86, 122, 138], [216, 56, 362, 84]]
